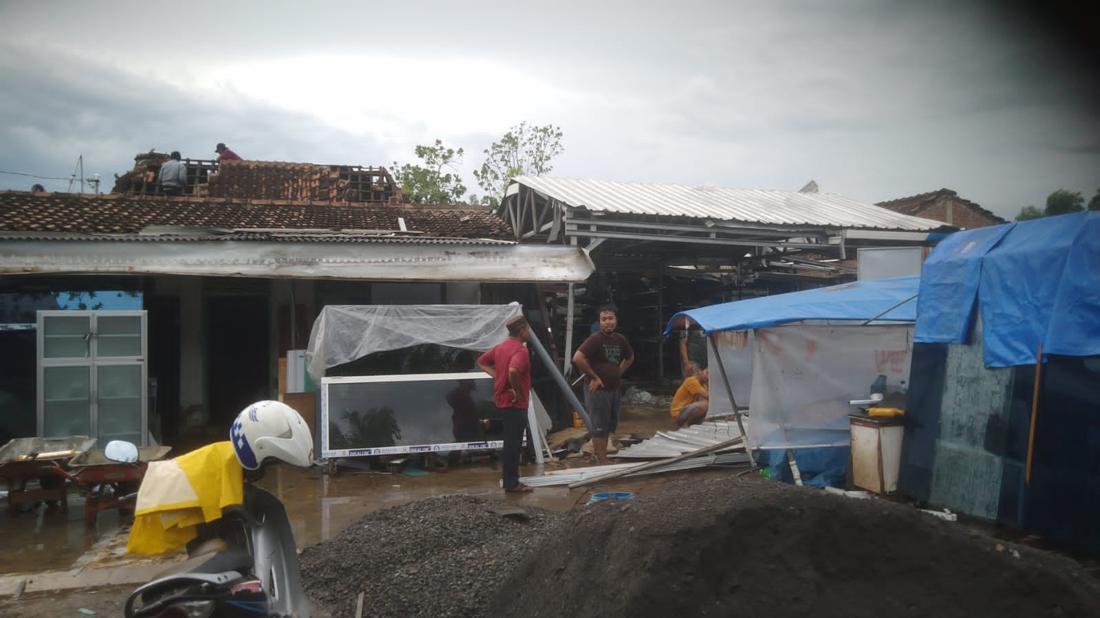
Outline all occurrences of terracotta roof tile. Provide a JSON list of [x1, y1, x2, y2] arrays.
[[0, 192, 512, 239]]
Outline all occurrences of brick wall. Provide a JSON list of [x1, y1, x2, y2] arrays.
[[917, 196, 1001, 229]]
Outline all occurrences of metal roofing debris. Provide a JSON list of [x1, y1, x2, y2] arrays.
[[613, 420, 749, 459], [511, 176, 946, 231]]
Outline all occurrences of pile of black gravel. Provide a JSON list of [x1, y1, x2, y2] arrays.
[[491, 476, 1100, 618], [300, 495, 564, 617]]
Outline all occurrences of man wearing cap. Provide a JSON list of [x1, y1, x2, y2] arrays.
[[215, 143, 242, 161], [477, 315, 534, 493]]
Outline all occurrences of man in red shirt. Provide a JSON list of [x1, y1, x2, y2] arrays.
[[477, 315, 533, 493], [215, 143, 242, 161]]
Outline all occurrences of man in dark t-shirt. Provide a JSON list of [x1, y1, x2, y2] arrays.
[[573, 304, 634, 464]]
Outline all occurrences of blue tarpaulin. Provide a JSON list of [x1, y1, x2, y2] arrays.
[[915, 211, 1100, 367], [666, 275, 920, 335]]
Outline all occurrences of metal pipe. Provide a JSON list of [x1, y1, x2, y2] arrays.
[[527, 324, 593, 432]]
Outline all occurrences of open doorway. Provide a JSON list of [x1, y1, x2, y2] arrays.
[[206, 296, 270, 427]]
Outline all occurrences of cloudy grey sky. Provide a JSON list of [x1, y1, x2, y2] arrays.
[[1, 0, 1097, 218]]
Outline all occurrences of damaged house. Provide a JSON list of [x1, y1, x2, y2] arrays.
[[0, 157, 592, 447]]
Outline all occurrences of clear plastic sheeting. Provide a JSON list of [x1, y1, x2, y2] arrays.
[[707, 330, 754, 413], [307, 303, 522, 381], [746, 324, 913, 450]]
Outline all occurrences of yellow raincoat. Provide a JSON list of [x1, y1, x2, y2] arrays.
[[127, 441, 244, 555]]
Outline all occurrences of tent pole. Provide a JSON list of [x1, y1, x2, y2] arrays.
[[657, 267, 664, 381], [859, 293, 918, 326], [562, 283, 575, 376], [1025, 342, 1043, 486], [708, 333, 755, 467]]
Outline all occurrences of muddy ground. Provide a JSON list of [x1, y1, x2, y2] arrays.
[[0, 584, 133, 617]]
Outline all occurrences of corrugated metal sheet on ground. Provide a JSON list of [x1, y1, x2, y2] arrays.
[[613, 419, 748, 459], [512, 176, 944, 231]]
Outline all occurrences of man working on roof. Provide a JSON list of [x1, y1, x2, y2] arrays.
[[477, 315, 534, 493], [573, 305, 634, 464], [156, 151, 187, 196], [215, 143, 242, 161], [671, 362, 709, 428]]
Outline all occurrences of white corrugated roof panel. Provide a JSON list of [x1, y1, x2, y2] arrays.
[[512, 176, 944, 231]]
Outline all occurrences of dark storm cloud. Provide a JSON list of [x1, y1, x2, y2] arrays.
[[0, 0, 1097, 217], [0, 44, 392, 191]]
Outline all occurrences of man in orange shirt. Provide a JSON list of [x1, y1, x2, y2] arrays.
[[670, 363, 709, 428]]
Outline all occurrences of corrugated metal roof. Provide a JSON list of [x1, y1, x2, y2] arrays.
[[512, 176, 945, 231]]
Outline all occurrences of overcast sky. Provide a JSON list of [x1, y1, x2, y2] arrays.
[[1, 0, 1097, 218]]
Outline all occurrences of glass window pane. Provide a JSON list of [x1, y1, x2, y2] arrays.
[[326, 376, 500, 452], [97, 365, 142, 443], [97, 316, 141, 336], [44, 315, 89, 335], [43, 366, 91, 436], [44, 335, 90, 358], [43, 315, 90, 358], [97, 335, 141, 357], [96, 315, 142, 357]]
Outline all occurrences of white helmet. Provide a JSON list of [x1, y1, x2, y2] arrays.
[[230, 400, 314, 470]]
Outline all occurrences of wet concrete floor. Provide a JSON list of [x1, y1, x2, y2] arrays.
[[0, 401, 677, 576]]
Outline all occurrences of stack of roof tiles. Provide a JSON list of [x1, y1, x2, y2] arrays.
[[112, 152, 402, 205], [206, 161, 399, 204]]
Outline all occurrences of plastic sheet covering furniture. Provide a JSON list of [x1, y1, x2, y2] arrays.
[[307, 303, 522, 381]]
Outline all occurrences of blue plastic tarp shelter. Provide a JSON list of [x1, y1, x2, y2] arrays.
[[915, 211, 1100, 367], [666, 275, 920, 335]]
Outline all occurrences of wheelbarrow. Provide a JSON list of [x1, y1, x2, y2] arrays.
[[0, 436, 97, 514], [56, 445, 172, 526]]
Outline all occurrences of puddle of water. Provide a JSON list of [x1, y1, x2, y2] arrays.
[[0, 493, 123, 574], [0, 404, 684, 571]]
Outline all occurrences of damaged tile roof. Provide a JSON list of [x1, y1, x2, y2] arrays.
[[0, 192, 511, 240]]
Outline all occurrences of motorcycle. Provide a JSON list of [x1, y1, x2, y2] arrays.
[[121, 401, 315, 618]]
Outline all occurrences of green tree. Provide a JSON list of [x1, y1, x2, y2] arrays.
[[1044, 189, 1084, 216], [1015, 205, 1045, 221], [1088, 187, 1100, 211], [391, 140, 467, 204], [473, 122, 564, 207]]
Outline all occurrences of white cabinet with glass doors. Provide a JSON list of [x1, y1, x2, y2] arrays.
[[36, 310, 147, 446]]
